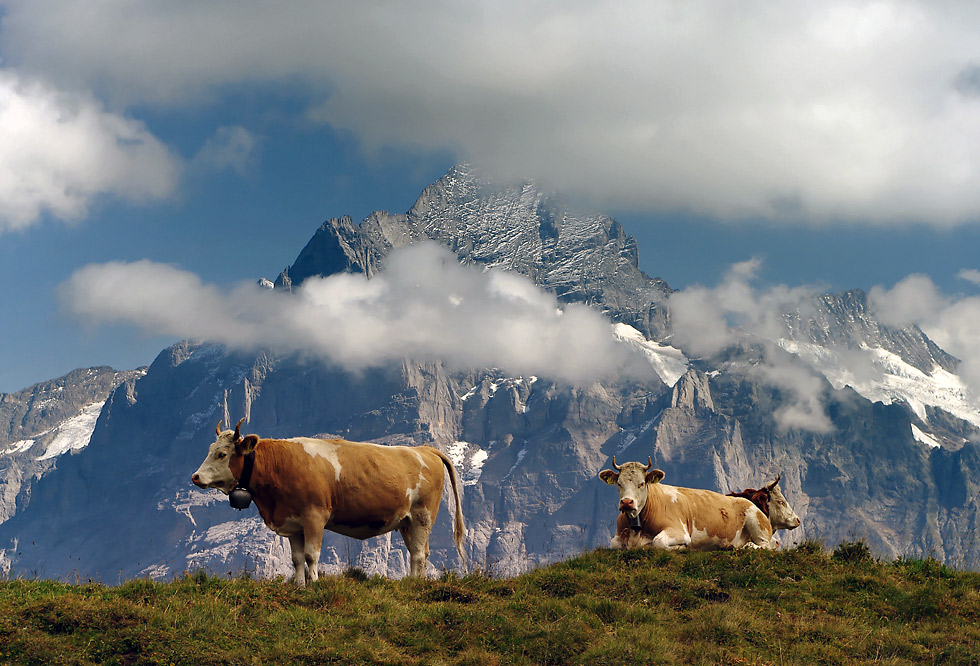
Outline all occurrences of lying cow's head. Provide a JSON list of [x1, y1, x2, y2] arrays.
[[191, 418, 258, 494], [766, 474, 801, 530], [598, 457, 665, 520]]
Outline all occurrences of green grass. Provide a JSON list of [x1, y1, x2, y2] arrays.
[[1, 542, 979, 665]]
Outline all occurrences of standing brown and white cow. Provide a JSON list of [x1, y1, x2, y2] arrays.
[[192, 419, 466, 586], [599, 457, 776, 551]]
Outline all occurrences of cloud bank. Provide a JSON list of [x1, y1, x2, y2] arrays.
[[0, 70, 180, 232], [871, 274, 980, 393], [60, 243, 654, 385], [3, 1, 980, 225], [668, 261, 980, 431], [667, 260, 835, 432]]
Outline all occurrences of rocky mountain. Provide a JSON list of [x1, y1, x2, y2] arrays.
[[0, 367, 144, 525], [2, 166, 980, 580]]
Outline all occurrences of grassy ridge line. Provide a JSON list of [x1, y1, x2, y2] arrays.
[[0, 543, 978, 666]]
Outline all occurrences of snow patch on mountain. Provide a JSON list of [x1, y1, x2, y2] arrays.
[[37, 401, 106, 460], [911, 424, 941, 449], [779, 340, 980, 431], [4, 439, 36, 455], [613, 323, 688, 386], [448, 441, 489, 486]]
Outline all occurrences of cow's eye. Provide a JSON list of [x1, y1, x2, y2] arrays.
[[216, 452, 226, 460]]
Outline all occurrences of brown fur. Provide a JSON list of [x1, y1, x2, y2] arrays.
[[727, 487, 771, 516]]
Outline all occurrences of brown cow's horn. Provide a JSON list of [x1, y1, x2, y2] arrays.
[[767, 473, 781, 492], [216, 420, 223, 437], [233, 417, 245, 442], [644, 456, 653, 471], [611, 456, 621, 471]]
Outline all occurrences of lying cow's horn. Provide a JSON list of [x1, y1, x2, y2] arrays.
[[766, 473, 782, 492], [216, 420, 223, 437], [643, 456, 653, 472], [611, 456, 621, 471], [233, 417, 245, 442]]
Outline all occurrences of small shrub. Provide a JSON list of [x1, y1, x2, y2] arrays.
[[894, 556, 957, 580], [342, 566, 369, 582], [831, 540, 874, 564], [793, 539, 825, 556]]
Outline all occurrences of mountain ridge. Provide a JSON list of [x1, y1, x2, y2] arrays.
[[2, 165, 980, 580]]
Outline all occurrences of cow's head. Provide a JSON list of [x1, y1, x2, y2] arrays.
[[191, 418, 258, 494], [765, 474, 801, 530], [598, 457, 665, 520]]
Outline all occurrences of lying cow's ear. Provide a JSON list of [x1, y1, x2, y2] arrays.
[[598, 469, 619, 485], [237, 434, 259, 455], [646, 468, 665, 484]]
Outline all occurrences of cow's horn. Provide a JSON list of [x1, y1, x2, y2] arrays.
[[767, 473, 781, 492], [643, 456, 653, 471], [216, 420, 223, 437], [233, 417, 245, 442], [611, 456, 621, 471]]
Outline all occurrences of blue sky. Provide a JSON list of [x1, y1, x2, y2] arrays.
[[3, 1, 980, 394]]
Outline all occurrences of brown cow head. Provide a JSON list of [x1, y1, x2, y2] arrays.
[[191, 418, 250, 494], [599, 457, 665, 520], [765, 475, 801, 530]]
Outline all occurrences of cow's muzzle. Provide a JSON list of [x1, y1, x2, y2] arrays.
[[619, 499, 643, 531]]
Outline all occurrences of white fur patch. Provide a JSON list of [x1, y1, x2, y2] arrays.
[[290, 437, 342, 481], [406, 467, 425, 503], [660, 485, 680, 503]]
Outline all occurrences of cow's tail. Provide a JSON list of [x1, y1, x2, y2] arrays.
[[434, 449, 467, 564]]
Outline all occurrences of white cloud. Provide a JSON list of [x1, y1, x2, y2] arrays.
[[4, 1, 980, 224], [0, 70, 181, 232], [750, 362, 834, 433], [958, 268, 980, 287], [668, 261, 815, 356], [870, 276, 980, 394], [59, 243, 656, 386], [191, 126, 259, 176]]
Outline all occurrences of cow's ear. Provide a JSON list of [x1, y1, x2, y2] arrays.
[[598, 469, 619, 485], [647, 468, 665, 484], [237, 434, 259, 455]]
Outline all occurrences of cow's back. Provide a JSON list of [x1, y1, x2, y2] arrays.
[[652, 484, 772, 549]]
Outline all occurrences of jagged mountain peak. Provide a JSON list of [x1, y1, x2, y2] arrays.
[[781, 288, 956, 375], [280, 164, 671, 340]]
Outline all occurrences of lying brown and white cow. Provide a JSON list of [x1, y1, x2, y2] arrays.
[[599, 457, 776, 551], [192, 419, 466, 586], [727, 474, 801, 531]]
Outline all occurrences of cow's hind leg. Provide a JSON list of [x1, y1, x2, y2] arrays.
[[400, 510, 433, 577], [743, 509, 777, 550]]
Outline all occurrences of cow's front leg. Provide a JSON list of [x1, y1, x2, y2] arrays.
[[651, 529, 690, 551], [302, 521, 323, 585], [287, 533, 308, 587]]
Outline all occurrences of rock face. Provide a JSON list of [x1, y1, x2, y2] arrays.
[[2, 166, 980, 580], [0, 367, 144, 525]]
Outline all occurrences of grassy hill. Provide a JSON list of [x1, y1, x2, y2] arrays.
[[1, 542, 978, 665]]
